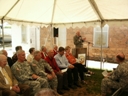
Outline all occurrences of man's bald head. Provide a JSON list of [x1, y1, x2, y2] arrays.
[[0, 55, 7, 68], [76, 31, 80, 36], [116, 52, 125, 62]]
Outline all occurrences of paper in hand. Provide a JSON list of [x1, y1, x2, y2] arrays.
[[102, 70, 108, 77]]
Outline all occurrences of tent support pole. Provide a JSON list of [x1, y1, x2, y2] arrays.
[[89, 0, 105, 70], [100, 21, 104, 70], [51, 0, 57, 45], [2, 0, 20, 19], [1, 19, 5, 49]]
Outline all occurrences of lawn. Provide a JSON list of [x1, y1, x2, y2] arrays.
[[62, 68, 103, 96]]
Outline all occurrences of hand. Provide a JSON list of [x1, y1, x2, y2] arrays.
[[82, 37, 86, 41], [12, 85, 20, 93], [56, 71, 62, 75], [47, 74, 53, 80], [68, 65, 74, 69], [32, 74, 39, 79]]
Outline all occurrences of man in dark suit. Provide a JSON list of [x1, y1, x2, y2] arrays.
[[0, 54, 30, 96]]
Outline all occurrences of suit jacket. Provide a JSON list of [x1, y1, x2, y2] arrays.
[[0, 66, 18, 90], [53, 50, 57, 56], [7, 57, 13, 67], [41, 52, 48, 59]]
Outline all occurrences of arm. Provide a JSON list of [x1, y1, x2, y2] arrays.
[[0, 76, 10, 90], [11, 62, 33, 82], [30, 63, 47, 77], [73, 36, 83, 45], [54, 55, 68, 68], [108, 65, 122, 80]]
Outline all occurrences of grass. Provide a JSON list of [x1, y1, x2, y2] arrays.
[[62, 68, 128, 96], [85, 68, 103, 95], [62, 68, 103, 96]]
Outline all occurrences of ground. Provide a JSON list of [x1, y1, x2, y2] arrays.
[[62, 69, 102, 96]]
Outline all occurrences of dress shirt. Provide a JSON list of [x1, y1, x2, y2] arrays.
[[0, 67, 13, 89], [54, 53, 71, 68]]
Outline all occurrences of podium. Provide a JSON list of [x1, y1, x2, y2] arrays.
[[72, 48, 87, 66]]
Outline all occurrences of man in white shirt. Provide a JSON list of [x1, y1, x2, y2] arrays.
[[54, 47, 81, 89]]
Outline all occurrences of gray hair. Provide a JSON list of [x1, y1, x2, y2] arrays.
[[46, 48, 53, 53], [16, 50, 25, 56], [0, 50, 4, 54], [33, 50, 40, 57], [53, 44, 57, 48], [40, 46, 46, 51], [34, 88, 59, 96]]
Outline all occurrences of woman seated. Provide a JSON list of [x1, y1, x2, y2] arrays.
[[65, 46, 94, 84]]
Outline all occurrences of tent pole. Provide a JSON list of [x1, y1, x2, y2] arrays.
[[2, 0, 20, 19], [89, 0, 104, 70], [100, 21, 103, 70], [51, 0, 57, 45], [1, 19, 5, 49]]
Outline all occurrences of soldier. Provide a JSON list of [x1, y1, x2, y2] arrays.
[[11, 50, 49, 95], [101, 52, 128, 96], [31, 51, 58, 92]]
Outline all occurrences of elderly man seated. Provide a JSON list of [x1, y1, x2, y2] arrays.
[[0, 54, 30, 96]]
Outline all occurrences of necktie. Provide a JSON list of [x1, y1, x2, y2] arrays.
[[2, 68, 12, 86]]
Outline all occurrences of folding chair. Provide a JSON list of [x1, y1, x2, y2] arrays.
[[112, 84, 128, 96]]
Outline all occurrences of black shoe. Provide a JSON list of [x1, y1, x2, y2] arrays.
[[74, 83, 82, 88], [63, 86, 70, 90], [69, 84, 77, 89], [57, 90, 64, 95]]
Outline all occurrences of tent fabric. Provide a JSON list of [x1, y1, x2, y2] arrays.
[[0, 0, 128, 27]]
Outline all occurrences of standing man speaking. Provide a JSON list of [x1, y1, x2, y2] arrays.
[[73, 31, 86, 48]]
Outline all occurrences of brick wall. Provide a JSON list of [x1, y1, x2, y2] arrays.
[[40, 24, 128, 62]]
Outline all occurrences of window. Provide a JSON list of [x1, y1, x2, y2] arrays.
[[93, 24, 109, 47], [21, 25, 27, 43]]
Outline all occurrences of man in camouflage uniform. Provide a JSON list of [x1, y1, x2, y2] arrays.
[[31, 51, 58, 91], [11, 50, 49, 95], [101, 52, 128, 96]]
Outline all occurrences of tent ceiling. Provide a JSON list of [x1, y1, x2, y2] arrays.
[[0, 0, 128, 26]]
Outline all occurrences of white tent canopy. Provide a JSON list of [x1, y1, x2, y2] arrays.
[[0, 0, 128, 27]]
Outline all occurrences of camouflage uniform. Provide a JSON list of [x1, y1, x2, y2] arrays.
[[31, 59, 58, 90], [11, 61, 49, 94], [101, 61, 128, 95]]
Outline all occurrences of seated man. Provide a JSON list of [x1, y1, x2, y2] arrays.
[[31, 51, 58, 92], [101, 52, 128, 96], [11, 50, 49, 95], [0, 49, 13, 67], [54, 47, 81, 89], [53, 44, 58, 56], [12, 46, 22, 64], [40, 46, 48, 59], [45, 49, 69, 94], [0, 54, 30, 96]]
